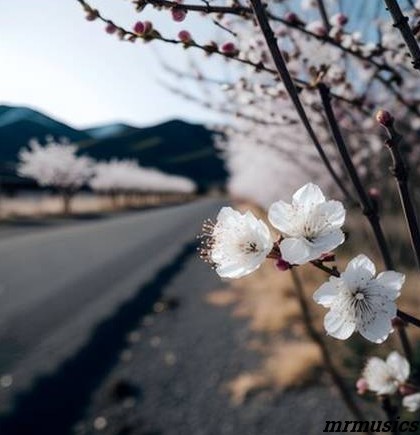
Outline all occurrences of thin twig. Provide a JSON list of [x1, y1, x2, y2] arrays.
[[316, 0, 331, 32], [382, 119, 420, 270], [380, 396, 399, 435], [133, 0, 401, 79], [76, 0, 363, 112], [383, 0, 420, 70], [318, 83, 393, 269]]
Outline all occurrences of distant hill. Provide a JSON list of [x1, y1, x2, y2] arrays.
[[0, 105, 227, 191]]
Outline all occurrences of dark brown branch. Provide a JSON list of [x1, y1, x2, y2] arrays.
[[134, 0, 401, 80], [383, 0, 420, 70], [318, 83, 393, 269], [316, 0, 331, 32], [380, 396, 399, 434], [75, 0, 383, 114], [382, 119, 420, 270], [249, 0, 353, 202]]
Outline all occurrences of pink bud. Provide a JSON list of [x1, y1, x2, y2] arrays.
[[320, 253, 335, 262], [284, 12, 303, 25], [178, 30, 192, 44], [392, 316, 406, 329], [376, 109, 394, 127], [105, 23, 117, 34], [356, 378, 368, 395], [133, 21, 145, 35], [331, 13, 348, 27], [172, 8, 187, 22], [143, 21, 153, 34], [399, 384, 418, 396], [85, 10, 99, 21], [368, 187, 380, 198], [306, 21, 327, 37], [221, 42, 237, 55], [276, 258, 291, 271]]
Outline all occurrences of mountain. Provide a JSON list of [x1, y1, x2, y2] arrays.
[[0, 105, 227, 191]]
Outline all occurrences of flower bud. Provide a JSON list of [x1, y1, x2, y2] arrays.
[[133, 21, 145, 35], [105, 23, 117, 34], [320, 253, 335, 262], [356, 378, 368, 395], [221, 42, 237, 55], [178, 30, 192, 44], [143, 21, 153, 35], [391, 316, 406, 329], [330, 13, 348, 27], [306, 21, 327, 37], [276, 258, 291, 271], [368, 187, 380, 199], [284, 12, 304, 26], [376, 110, 394, 127], [172, 8, 187, 22], [86, 9, 99, 21], [399, 384, 418, 396]]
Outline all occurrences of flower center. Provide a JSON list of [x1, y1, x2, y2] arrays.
[[354, 291, 365, 301], [240, 241, 259, 254]]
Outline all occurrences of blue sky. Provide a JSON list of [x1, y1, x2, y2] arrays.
[[0, 0, 227, 129]]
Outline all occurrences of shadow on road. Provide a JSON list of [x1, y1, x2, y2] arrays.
[[0, 239, 198, 435]]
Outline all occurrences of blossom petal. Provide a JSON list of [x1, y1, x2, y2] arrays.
[[387, 351, 410, 383], [315, 200, 346, 230], [375, 271, 405, 299], [363, 357, 398, 395], [357, 298, 396, 344], [312, 229, 345, 253], [268, 200, 297, 236], [216, 206, 241, 225], [279, 237, 312, 264], [216, 261, 259, 279], [292, 183, 325, 211], [324, 308, 356, 340], [403, 393, 420, 412], [313, 278, 340, 307], [342, 254, 376, 289]]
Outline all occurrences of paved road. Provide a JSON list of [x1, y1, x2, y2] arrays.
[[0, 198, 224, 433]]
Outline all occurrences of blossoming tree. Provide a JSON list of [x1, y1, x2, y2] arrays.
[[17, 138, 93, 214], [90, 158, 196, 207], [77, 0, 420, 425]]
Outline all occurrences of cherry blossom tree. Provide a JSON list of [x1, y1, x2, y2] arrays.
[[17, 138, 93, 214], [90, 158, 196, 207]]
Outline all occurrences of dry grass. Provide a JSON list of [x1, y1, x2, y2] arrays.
[[207, 201, 420, 404], [0, 192, 194, 218], [205, 289, 238, 306], [263, 341, 322, 388]]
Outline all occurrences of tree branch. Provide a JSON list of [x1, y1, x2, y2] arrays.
[[249, 0, 353, 202], [383, 0, 420, 70]]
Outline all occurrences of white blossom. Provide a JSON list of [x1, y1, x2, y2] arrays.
[[305, 20, 327, 37], [403, 393, 420, 412], [362, 352, 409, 395], [200, 207, 273, 279], [17, 138, 93, 191], [90, 159, 195, 194], [268, 183, 345, 264], [313, 255, 404, 343]]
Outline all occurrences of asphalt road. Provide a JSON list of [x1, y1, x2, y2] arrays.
[[0, 198, 225, 434]]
